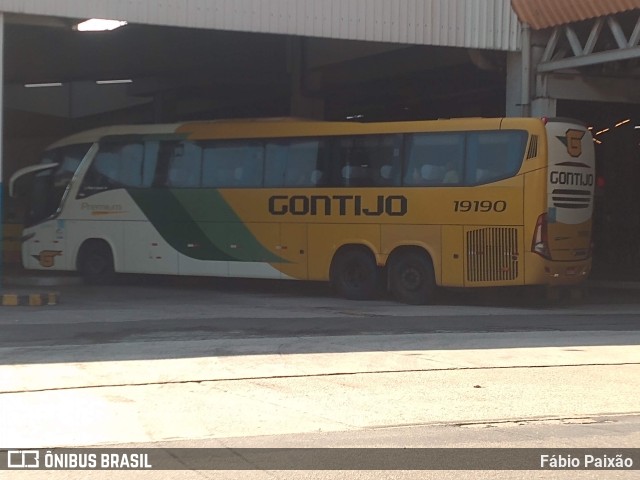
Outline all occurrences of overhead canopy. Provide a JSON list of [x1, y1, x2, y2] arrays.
[[511, 0, 640, 29], [0, 0, 520, 51]]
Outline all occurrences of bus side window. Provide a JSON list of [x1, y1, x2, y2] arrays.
[[119, 143, 145, 187], [265, 139, 328, 187], [165, 142, 202, 188], [371, 135, 402, 187], [88, 151, 119, 187], [78, 142, 144, 197], [336, 134, 401, 187], [287, 140, 326, 187], [404, 133, 464, 186], [378, 165, 394, 184], [466, 131, 528, 184], [264, 143, 288, 187], [309, 169, 324, 185], [337, 139, 366, 187], [340, 163, 370, 187], [202, 144, 230, 187], [142, 141, 160, 187], [237, 145, 264, 187], [201, 141, 263, 188]]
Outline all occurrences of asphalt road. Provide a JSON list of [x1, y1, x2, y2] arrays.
[[1, 278, 639, 479], [2, 278, 640, 346]]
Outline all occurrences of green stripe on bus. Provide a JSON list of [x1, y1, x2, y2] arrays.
[[128, 188, 284, 263]]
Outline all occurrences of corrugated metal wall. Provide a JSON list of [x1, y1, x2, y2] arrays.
[[0, 0, 521, 51]]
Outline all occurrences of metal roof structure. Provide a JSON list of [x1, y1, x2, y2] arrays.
[[511, 0, 640, 30], [0, 1, 638, 123], [0, 0, 521, 51]]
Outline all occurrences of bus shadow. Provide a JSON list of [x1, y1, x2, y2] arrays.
[[2, 272, 640, 366], [78, 272, 638, 309]]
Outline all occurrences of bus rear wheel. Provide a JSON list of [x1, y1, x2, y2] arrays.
[[330, 248, 380, 300], [389, 250, 435, 305], [77, 240, 115, 284]]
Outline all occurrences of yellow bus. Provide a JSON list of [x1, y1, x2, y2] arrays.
[[10, 117, 595, 303]]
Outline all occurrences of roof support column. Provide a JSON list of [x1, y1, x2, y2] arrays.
[[288, 37, 324, 120], [0, 12, 4, 286], [531, 29, 557, 118], [531, 97, 557, 117], [506, 24, 532, 117], [505, 52, 524, 116], [520, 24, 531, 117]]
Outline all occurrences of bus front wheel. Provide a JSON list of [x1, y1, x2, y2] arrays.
[[77, 240, 115, 284], [389, 250, 435, 305], [330, 248, 380, 300]]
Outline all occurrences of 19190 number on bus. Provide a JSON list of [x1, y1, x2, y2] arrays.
[[454, 200, 507, 212]]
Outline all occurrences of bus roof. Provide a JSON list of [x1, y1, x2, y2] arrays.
[[45, 117, 547, 148], [178, 117, 511, 140], [46, 123, 182, 150]]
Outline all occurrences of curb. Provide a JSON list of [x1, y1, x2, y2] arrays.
[[1, 292, 59, 306]]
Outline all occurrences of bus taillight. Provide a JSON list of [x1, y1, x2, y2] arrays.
[[532, 213, 551, 259]]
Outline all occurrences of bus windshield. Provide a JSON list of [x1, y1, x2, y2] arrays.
[[23, 143, 91, 226]]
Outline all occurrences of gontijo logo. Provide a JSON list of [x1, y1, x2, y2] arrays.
[[268, 194, 408, 216], [32, 250, 63, 268], [557, 129, 586, 158]]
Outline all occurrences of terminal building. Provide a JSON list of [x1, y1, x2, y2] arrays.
[[0, 0, 638, 279]]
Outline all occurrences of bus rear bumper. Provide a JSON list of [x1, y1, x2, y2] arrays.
[[541, 260, 591, 286]]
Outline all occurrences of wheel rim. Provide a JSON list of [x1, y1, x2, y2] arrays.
[[81, 245, 112, 277], [343, 260, 367, 288], [399, 266, 423, 292], [87, 254, 107, 274]]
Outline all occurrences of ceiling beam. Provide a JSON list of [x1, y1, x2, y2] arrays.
[[546, 73, 640, 103], [538, 45, 640, 73], [537, 13, 640, 74]]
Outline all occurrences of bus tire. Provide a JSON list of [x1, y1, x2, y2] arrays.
[[330, 247, 380, 300], [389, 250, 435, 305], [77, 240, 115, 285]]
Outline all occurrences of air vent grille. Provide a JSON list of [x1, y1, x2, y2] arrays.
[[467, 227, 518, 282], [526, 135, 538, 159]]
